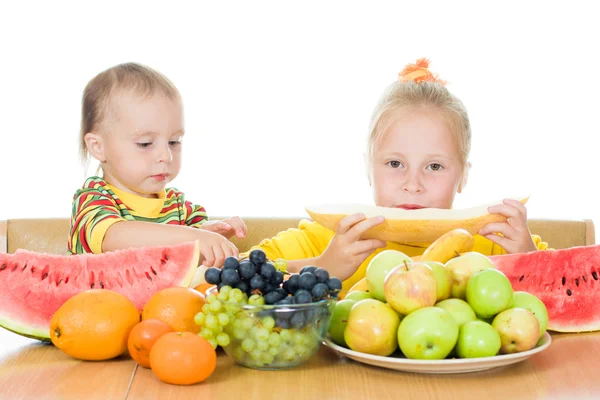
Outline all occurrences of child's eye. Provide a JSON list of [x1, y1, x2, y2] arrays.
[[169, 140, 182, 146], [387, 160, 403, 169], [137, 142, 152, 148], [427, 163, 443, 171]]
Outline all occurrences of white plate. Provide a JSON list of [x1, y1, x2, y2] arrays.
[[323, 331, 552, 374]]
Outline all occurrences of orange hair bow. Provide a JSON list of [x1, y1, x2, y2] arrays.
[[398, 58, 446, 85]]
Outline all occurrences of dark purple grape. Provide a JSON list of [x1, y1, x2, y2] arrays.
[[221, 269, 241, 286], [311, 283, 329, 300], [260, 262, 276, 280], [275, 318, 291, 329], [239, 260, 257, 280], [250, 275, 266, 291], [204, 267, 221, 284], [271, 270, 284, 286], [299, 272, 317, 291], [326, 277, 342, 293], [263, 282, 276, 294], [300, 266, 317, 275], [235, 280, 249, 293], [290, 311, 306, 329], [249, 249, 267, 266], [217, 282, 226, 291], [314, 268, 329, 283], [223, 256, 240, 270], [264, 290, 286, 305], [294, 289, 312, 304], [283, 274, 300, 294], [275, 296, 294, 306], [274, 288, 288, 298]]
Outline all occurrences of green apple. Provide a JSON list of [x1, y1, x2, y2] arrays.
[[456, 320, 501, 358], [423, 261, 453, 301], [445, 252, 496, 299], [435, 298, 477, 327], [366, 250, 412, 302], [383, 262, 437, 315], [492, 308, 540, 354], [328, 299, 356, 347], [344, 299, 400, 356], [398, 307, 458, 360], [510, 291, 548, 339], [466, 269, 513, 319], [345, 291, 373, 302]]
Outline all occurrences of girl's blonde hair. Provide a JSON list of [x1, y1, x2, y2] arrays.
[[79, 62, 180, 170], [366, 59, 471, 174]]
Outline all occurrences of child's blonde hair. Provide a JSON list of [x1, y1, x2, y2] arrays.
[[79, 62, 180, 169], [366, 59, 471, 175]]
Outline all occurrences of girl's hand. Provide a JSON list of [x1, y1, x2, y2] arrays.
[[317, 213, 387, 281], [479, 198, 537, 254], [196, 229, 239, 268], [200, 216, 247, 239]]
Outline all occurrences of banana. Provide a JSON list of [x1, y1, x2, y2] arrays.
[[420, 229, 475, 264]]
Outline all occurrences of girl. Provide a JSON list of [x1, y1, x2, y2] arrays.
[[68, 62, 247, 268], [244, 58, 548, 292]]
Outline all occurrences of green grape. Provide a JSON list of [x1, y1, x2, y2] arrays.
[[241, 317, 253, 331], [252, 327, 270, 342], [281, 346, 296, 361], [208, 338, 218, 349], [217, 313, 230, 326], [274, 258, 288, 273], [249, 349, 262, 361], [241, 338, 255, 352], [261, 317, 275, 330], [216, 332, 230, 347], [293, 331, 305, 344], [217, 291, 229, 301], [256, 340, 269, 351], [229, 288, 243, 300], [205, 314, 218, 330], [199, 327, 214, 340], [232, 318, 244, 330], [225, 303, 239, 314], [209, 299, 223, 313], [294, 344, 309, 357], [260, 352, 274, 365], [219, 285, 232, 297], [279, 329, 293, 343], [248, 294, 265, 305], [232, 326, 246, 340], [267, 332, 281, 348], [268, 347, 279, 357], [233, 347, 246, 362], [206, 294, 217, 304], [194, 312, 206, 326], [202, 303, 211, 314], [213, 324, 224, 334]]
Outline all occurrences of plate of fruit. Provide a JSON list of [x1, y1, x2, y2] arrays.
[[323, 229, 553, 374], [196, 249, 343, 370]]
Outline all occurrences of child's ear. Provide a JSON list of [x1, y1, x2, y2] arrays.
[[84, 132, 106, 162], [457, 161, 471, 193]]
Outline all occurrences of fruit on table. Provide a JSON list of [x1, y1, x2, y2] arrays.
[[466, 269, 514, 319], [445, 252, 496, 299], [491, 245, 600, 332], [383, 262, 437, 315], [149, 332, 217, 385], [422, 261, 453, 301], [435, 298, 477, 327], [348, 277, 368, 294], [0, 241, 200, 341], [420, 228, 475, 264], [509, 291, 549, 339], [128, 319, 174, 368], [492, 308, 540, 354], [344, 291, 373, 302], [455, 320, 501, 358], [141, 287, 206, 334], [366, 250, 412, 302], [328, 299, 356, 347], [344, 299, 400, 356], [50, 289, 140, 361], [397, 306, 458, 360], [304, 197, 528, 243]]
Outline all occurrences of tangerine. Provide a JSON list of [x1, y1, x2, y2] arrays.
[[50, 289, 140, 361], [141, 287, 205, 333], [149, 331, 217, 385], [127, 319, 174, 368]]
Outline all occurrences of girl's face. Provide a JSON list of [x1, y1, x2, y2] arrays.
[[87, 91, 184, 198], [369, 108, 467, 210]]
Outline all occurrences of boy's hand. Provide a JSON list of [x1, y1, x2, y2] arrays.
[[479, 198, 537, 254], [200, 217, 247, 239], [317, 213, 387, 281], [196, 229, 239, 268]]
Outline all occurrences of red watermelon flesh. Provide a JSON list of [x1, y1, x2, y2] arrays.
[[0, 241, 200, 342], [491, 244, 600, 333]]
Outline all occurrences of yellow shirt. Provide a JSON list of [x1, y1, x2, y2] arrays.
[[243, 219, 549, 292]]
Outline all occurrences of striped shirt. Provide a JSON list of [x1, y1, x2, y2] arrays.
[[68, 176, 208, 254]]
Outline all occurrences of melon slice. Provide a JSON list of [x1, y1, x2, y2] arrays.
[[491, 244, 600, 333], [0, 241, 200, 342], [304, 197, 528, 244]]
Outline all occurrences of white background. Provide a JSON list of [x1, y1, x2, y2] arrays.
[[1, 1, 598, 234]]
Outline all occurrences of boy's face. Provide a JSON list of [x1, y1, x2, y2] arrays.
[[369, 108, 467, 210], [91, 91, 184, 198]]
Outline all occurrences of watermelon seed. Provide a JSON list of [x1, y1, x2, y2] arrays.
[[583, 275, 587, 283], [566, 289, 572, 296], [0, 263, 6, 271], [22, 263, 28, 271], [561, 277, 566, 285], [90, 283, 95, 289], [593, 272, 599, 281], [42, 272, 48, 280], [145, 272, 153, 281], [575, 278, 579, 287], [64, 277, 69, 284], [150, 266, 157, 275], [12, 265, 18, 272], [31, 266, 36, 274], [519, 275, 524, 282], [56, 279, 62, 286], [99, 281, 105, 288]]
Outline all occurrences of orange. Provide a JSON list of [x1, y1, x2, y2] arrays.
[[149, 332, 216, 385], [193, 282, 216, 296], [127, 319, 174, 368], [141, 287, 205, 333], [50, 289, 140, 361]]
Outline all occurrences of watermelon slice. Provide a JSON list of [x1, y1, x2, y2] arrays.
[[491, 245, 600, 333], [0, 241, 200, 342]]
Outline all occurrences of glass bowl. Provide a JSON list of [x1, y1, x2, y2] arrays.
[[206, 287, 335, 370]]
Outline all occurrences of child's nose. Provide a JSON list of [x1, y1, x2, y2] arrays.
[[403, 172, 423, 193], [157, 145, 173, 163]]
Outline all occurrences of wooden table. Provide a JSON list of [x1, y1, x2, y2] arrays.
[[1, 328, 598, 400]]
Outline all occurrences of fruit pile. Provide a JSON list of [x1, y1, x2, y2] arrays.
[[196, 249, 341, 368], [330, 229, 549, 360]]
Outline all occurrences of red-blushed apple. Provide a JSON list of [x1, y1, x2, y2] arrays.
[[445, 252, 496, 299], [344, 299, 400, 356], [366, 250, 412, 302], [492, 307, 540, 354], [423, 261, 453, 301], [383, 262, 437, 315]]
